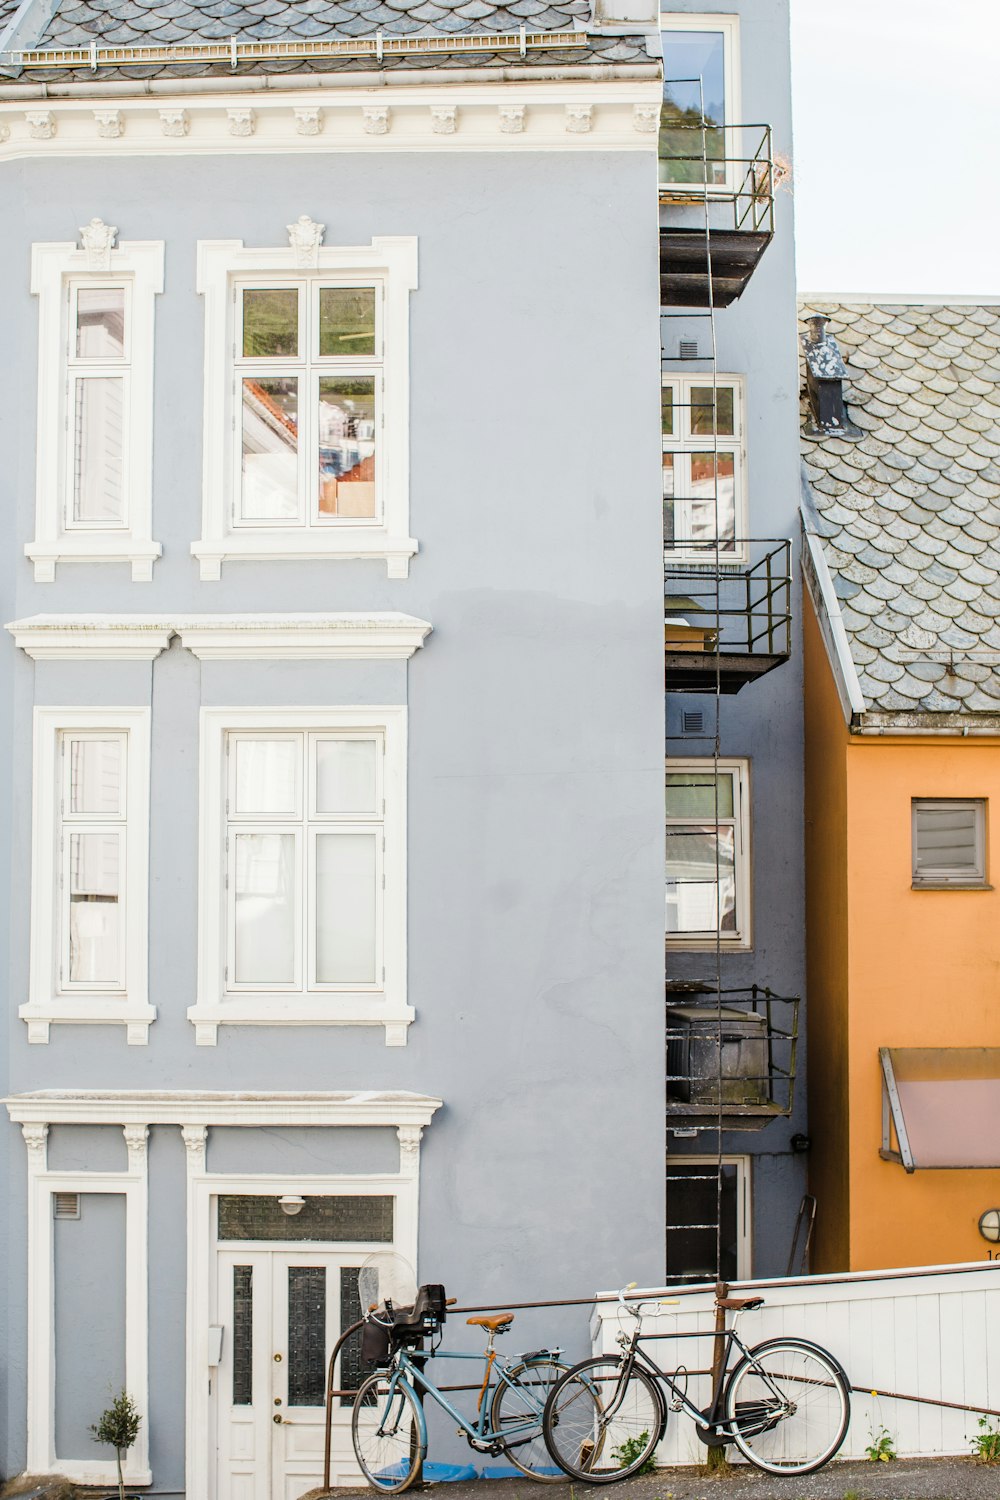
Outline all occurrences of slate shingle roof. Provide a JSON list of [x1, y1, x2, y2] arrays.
[[800, 301, 1000, 718]]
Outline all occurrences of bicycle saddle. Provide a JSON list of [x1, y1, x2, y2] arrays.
[[716, 1296, 764, 1311], [467, 1313, 514, 1331]]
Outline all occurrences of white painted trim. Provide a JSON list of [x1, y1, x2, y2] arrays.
[[196, 234, 418, 578], [662, 372, 747, 565], [23, 708, 154, 1042], [4, 1091, 443, 1127], [5, 612, 432, 661], [193, 707, 410, 1044], [28, 235, 163, 582], [800, 495, 866, 724], [666, 1152, 751, 1278], [665, 755, 752, 951], [23, 1125, 150, 1484]]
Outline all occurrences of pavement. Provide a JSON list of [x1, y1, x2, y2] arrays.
[[330, 1457, 1000, 1499]]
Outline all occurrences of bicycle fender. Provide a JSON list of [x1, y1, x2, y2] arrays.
[[741, 1336, 850, 1386]]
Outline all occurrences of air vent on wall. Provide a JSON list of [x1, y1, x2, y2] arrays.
[[53, 1192, 80, 1220], [679, 339, 699, 359], [682, 710, 704, 735]]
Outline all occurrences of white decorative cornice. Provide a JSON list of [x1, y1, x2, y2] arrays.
[[21, 1122, 48, 1162], [286, 213, 325, 267], [362, 105, 390, 135], [0, 122, 9, 143], [397, 1124, 424, 1167], [78, 215, 118, 271], [159, 108, 189, 137], [123, 1123, 149, 1171], [94, 108, 123, 139], [5, 612, 433, 661], [499, 104, 525, 134], [25, 109, 54, 139], [293, 105, 323, 135], [430, 105, 457, 134], [181, 1124, 208, 1169], [565, 103, 592, 132], [226, 106, 254, 136], [632, 102, 659, 132], [5, 1091, 444, 1130]]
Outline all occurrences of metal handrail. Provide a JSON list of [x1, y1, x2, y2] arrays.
[[665, 537, 792, 660], [658, 119, 775, 236]]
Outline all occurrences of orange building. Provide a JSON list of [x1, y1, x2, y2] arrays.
[[800, 300, 1000, 1273]]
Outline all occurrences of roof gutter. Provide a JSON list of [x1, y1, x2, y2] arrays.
[[799, 470, 866, 726]]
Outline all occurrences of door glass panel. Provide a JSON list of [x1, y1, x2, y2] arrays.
[[317, 378, 376, 518], [234, 832, 296, 985], [232, 1264, 253, 1406], [666, 1162, 738, 1282], [69, 738, 122, 816], [233, 738, 300, 817], [73, 377, 125, 524], [319, 288, 377, 357], [242, 288, 299, 358], [666, 771, 734, 819], [660, 30, 726, 186], [665, 827, 736, 934], [690, 386, 734, 436], [287, 1267, 327, 1406], [76, 287, 125, 358], [218, 1195, 393, 1242], [241, 377, 299, 521], [315, 831, 377, 984], [68, 832, 121, 982], [314, 739, 378, 816], [339, 1267, 365, 1407]]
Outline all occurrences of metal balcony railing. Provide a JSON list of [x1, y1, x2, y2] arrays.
[[666, 985, 799, 1131], [664, 537, 792, 692]]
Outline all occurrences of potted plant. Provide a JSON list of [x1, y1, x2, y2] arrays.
[[91, 1389, 141, 1500]]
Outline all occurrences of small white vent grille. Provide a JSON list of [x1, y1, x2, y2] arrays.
[[682, 710, 705, 734], [53, 1192, 81, 1220], [679, 339, 699, 359]]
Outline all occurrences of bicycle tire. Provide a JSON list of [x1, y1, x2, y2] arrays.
[[490, 1356, 571, 1482], [723, 1337, 850, 1476], [351, 1371, 424, 1493], [543, 1356, 663, 1483]]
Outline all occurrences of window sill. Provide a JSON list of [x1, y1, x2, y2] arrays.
[[26, 537, 162, 582], [192, 532, 418, 581], [187, 997, 414, 1047], [665, 938, 752, 952], [20, 1000, 157, 1045], [911, 882, 994, 892]]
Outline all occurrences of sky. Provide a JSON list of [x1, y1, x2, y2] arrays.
[[790, 0, 1000, 297]]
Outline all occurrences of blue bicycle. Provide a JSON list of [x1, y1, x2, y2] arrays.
[[351, 1284, 569, 1491]]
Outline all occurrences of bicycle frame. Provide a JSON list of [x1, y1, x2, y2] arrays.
[[373, 1345, 557, 1457]]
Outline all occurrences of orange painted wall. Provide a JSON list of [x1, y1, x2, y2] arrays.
[[804, 592, 1000, 1271]]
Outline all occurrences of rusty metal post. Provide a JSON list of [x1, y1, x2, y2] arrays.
[[323, 1317, 364, 1493], [705, 1284, 730, 1471]]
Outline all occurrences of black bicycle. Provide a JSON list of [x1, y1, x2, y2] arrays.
[[543, 1286, 850, 1479]]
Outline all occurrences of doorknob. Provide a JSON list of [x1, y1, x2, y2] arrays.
[[273, 1414, 283, 1424]]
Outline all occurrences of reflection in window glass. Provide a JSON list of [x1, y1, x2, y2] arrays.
[[661, 386, 674, 436], [234, 738, 300, 817], [665, 827, 736, 934], [242, 288, 299, 358], [666, 771, 734, 820], [234, 832, 296, 984], [314, 739, 378, 816], [76, 287, 125, 358], [73, 378, 125, 524], [319, 288, 377, 357], [241, 377, 299, 521], [690, 386, 734, 436], [315, 831, 377, 984], [69, 831, 121, 982], [318, 378, 376, 518], [70, 739, 122, 817], [660, 29, 726, 185]]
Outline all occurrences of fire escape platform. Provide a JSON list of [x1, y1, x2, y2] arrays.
[[660, 227, 773, 308], [665, 648, 788, 693]]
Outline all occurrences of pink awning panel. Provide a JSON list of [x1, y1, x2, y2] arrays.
[[881, 1048, 1000, 1170]]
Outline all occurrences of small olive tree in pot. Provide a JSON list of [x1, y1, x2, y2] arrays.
[[91, 1389, 142, 1500]]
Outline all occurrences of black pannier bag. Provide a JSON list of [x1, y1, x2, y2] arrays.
[[361, 1317, 392, 1367]]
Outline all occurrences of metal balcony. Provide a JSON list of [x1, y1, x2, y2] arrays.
[[659, 123, 776, 308], [666, 985, 799, 1133], [665, 537, 791, 693]]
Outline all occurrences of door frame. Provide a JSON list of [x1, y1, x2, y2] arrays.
[[188, 1167, 420, 1500], [665, 1153, 752, 1279]]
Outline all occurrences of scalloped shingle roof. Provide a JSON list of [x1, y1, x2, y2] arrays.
[[800, 301, 1000, 718]]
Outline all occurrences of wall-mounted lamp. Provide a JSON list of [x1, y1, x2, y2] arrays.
[[978, 1209, 1000, 1244], [278, 1194, 306, 1217]]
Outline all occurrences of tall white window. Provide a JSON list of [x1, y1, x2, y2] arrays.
[[29, 233, 163, 581], [665, 759, 751, 949], [659, 14, 740, 190], [25, 708, 154, 1043], [662, 376, 746, 560], [193, 708, 411, 1046], [195, 235, 417, 580]]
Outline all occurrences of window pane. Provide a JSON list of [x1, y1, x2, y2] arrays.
[[69, 738, 122, 816], [234, 739, 300, 817], [690, 386, 735, 436], [242, 288, 298, 358], [665, 827, 736, 934], [232, 1265, 253, 1407], [315, 831, 377, 984], [69, 832, 121, 982], [914, 805, 981, 876], [234, 832, 296, 985], [660, 30, 726, 185], [666, 772, 734, 820], [318, 378, 376, 519], [241, 378, 299, 521], [662, 387, 675, 437], [287, 1267, 327, 1406], [679, 452, 735, 546], [666, 1163, 738, 1283], [319, 288, 377, 357], [218, 1194, 393, 1243], [73, 378, 124, 524], [315, 739, 378, 816], [76, 287, 125, 358]]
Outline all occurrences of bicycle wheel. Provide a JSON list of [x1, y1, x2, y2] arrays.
[[724, 1338, 850, 1475], [351, 1371, 424, 1493], [543, 1356, 663, 1483], [490, 1356, 571, 1482]]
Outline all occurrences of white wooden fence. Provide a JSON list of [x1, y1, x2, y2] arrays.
[[591, 1261, 1000, 1463]]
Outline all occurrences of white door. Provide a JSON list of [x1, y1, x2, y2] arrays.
[[216, 1250, 352, 1500]]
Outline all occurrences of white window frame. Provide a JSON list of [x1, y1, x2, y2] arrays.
[[24, 708, 154, 1044], [194, 236, 418, 581], [192, 707, 411, 1046], [662, 374, 747, 564], [28, 237, 163, 581], [911, 797, 988, 889], [666, 1153, 751, 1279], [665, 756, 751, 951], [658, 13, 741, 195]]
